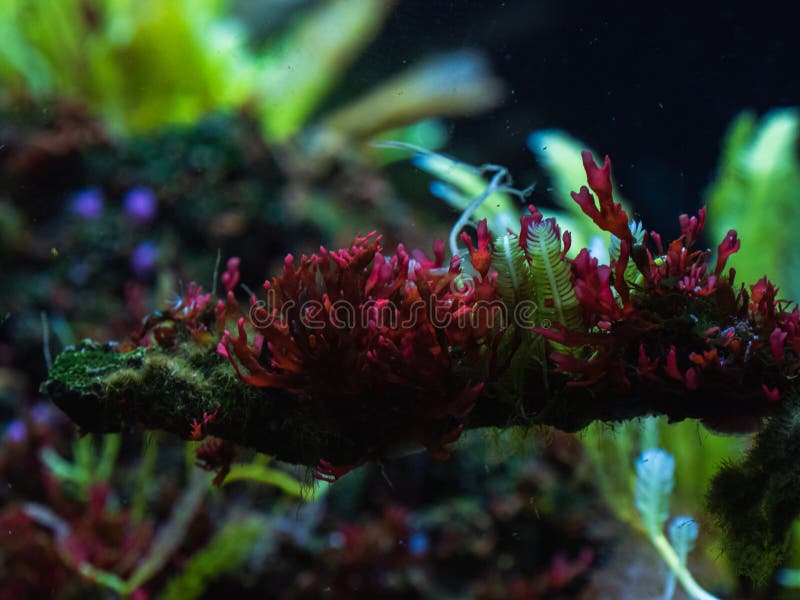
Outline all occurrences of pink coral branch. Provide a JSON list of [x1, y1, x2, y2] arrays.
[[571, 151, 632, 244]]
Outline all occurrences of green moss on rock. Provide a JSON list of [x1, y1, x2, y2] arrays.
[[43, 340, 355, 467], [46, 341, 146, 391]]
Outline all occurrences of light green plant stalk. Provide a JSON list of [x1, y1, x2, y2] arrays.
[[318, 50, 503, 147], [223, 462, 305, 498], [379, 142, 521, 239], [23, 468, 214, 597], [257, 0, 394, 141], [582, 414, 744, 587], [131, 433, 160, 524], [160, 516, 269, 600]]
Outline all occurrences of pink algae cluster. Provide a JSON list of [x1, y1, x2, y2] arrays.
[[539, 152, 797, 410], [217, 232, 497, 477]]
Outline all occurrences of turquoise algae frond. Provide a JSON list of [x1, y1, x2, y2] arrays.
[[524, 214, 582, 332]]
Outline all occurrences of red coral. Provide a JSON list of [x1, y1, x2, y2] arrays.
[[637, 344, 661, 381], [195, 437, 237, 485], [678, 262, 716, 296], [762, 384, 781, 402], [664, 346, 684, 381], [679, 207, 706, 248], [218, 232, 499, 468], [217, 318, 278, 388], [685, 367, 699, 390], [689, 348, 720, 369], [549, 348, 618, 387], [715, 229, 740, 275], [627, 208, 722, 296], [528, 155, 794, 408], [770, 327, 788, 366], [519, 204, 545, 249], [189, 405, 220, 441], [220, 256, 241, 293], [204, 148, 797, 467], [750, 277, 779, 321], [130, 281, 215, 348], [461, 218, 493, 277], [572, 249, 626, 326]]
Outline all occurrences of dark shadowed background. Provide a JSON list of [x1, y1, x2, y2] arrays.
[[339, 0, 799, 231]]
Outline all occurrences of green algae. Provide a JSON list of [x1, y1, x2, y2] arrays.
[[43, 341, 349, 467]]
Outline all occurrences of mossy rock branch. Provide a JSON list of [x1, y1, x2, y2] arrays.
[[44, 337, 800, 582], [44, 341, 348, 467], [44, 338, 780, 468]]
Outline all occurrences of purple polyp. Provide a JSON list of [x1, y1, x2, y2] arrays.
[[70, 188, 105, 220], [4, 420, 26, 443], [123, 187, 158, 223], [131, 241, 159, 277], [31, 403, 52, 425]]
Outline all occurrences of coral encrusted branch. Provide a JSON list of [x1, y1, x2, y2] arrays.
[[45, 152, 799, 469], [44, 151, 800, 578]]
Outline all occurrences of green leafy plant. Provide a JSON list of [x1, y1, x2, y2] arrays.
[[40, 433, 120, 499], [526, 218, 582, 332], [0, 0, 502, 146], [707, 108, 800, 300], [0, 0, 253, 132], [223, 459, 306, 498]]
